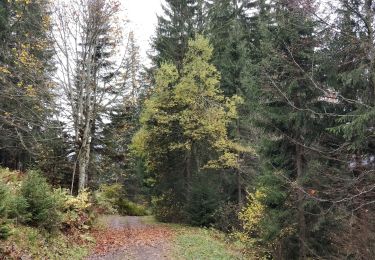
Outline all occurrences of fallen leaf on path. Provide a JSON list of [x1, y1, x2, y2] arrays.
[[91, 226, 174, 255]]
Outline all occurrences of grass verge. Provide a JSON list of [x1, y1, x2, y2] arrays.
[[0, 225, 89, 259], [170, 225, 247, 259]]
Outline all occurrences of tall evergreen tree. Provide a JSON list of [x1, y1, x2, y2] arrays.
[[240, 0, 329, 258], [316, 1, 375, 257], [151, 0, 205, 71], [207, 0, 257, 205], [0, 0, 54, 171]]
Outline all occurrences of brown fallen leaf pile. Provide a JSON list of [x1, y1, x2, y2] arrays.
[[91, 226, 174, 255]]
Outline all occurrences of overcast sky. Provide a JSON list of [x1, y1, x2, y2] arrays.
[[122, 0, 164, 62]]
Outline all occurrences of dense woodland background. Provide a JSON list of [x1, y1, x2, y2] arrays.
[[0, 0, 374, 259]]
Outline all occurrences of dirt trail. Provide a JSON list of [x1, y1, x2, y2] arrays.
[[87, 216, 173, 260]]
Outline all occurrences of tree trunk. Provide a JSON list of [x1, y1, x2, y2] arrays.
[[296, 144, 306, 259], [237, 170, 242, 205], [78, 117, 93, 191], [185, 143, 193, 201], [78, 141, 90, 191]]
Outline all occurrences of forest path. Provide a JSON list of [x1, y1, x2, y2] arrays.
[[87, 215, 174, 260]]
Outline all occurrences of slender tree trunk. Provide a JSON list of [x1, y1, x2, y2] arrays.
[[364, 0, 375, 106], [236, 114, 243, 205], [185, 145, 192, 197], [237, 170, 242, 205], [296, 144, 306, 260]]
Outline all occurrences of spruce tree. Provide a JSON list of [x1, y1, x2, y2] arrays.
[[207, 0, 256, 205], [0, 0, 54, 170], [240, 0, 326, 258], [316, 1, 375, 257], [151, 0, 204, 71]]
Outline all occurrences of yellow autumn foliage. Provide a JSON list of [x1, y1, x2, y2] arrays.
[[239, 189, 267, 233]]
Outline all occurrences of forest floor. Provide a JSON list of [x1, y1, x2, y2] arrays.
[[86, 215, 247, 260]]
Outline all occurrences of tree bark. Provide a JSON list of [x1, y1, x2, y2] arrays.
[[78, 141, 90, 191], [237, 170, 242, 205]]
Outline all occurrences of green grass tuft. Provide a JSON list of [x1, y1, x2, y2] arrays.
[[172, 226, 246, 260]]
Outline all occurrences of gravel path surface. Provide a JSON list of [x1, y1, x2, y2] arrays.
[[87, 216, 172, 260]]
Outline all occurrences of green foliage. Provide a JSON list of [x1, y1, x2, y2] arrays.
[[213, 202, 242, 233], [99, 183, 123, 200], [151, 0, 204, 70], [94, 184, 122, 214], [7, 192, 29, 223], [0, 224, 11, 240], [0, 0, 55, 172], [0, 182, 8, 218], [134, 36, 241, 169], [0, 168, 92, 257], [133, 35, 242, 224], [94, 183, 149, 216], [20, 171, 62, 231], [117, 199, 149, 216], [0, 183, 11, 240], [0, 225, 88, 259], [185, 178, 221, 227], [151, 194, 185, 223], [57, 189, 94, 231]]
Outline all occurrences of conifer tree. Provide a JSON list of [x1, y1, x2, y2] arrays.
[[0, 0, 54, 170], [207, 0, 257, 205], [240, 0, 325, 258], [316, 1, 375, 257], [151, 0, 205, 70]]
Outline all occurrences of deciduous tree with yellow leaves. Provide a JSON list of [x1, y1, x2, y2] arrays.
[[132, 35, 242, 223]]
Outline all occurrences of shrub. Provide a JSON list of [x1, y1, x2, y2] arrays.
[[152, 194, 185, 222], [93, 184, 122, 214], [185, 180, 221, 227], [0, 183, 9, 218], [0, 225, 11, 240], [117, 198, 149, 216], [94, 183, 149, 216], [57, 189, 94, 231], [99, 183, 123, 200], [0, 183, 11, 240], [213, 202, 242, 233], [93, 191, 117, 214], [20, 171, 62, 231], [7, 195, 29, 223]]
